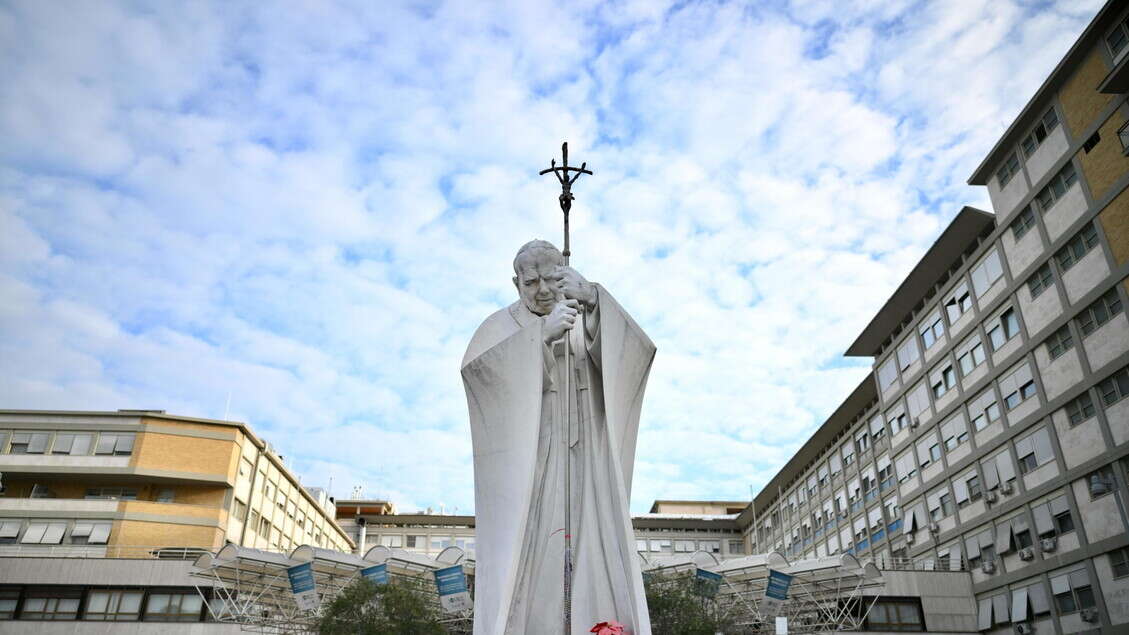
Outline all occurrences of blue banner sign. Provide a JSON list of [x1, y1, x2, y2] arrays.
[[433, 565, 472, 613], [360, 563, 388, 585], [287, 562, 319, 611], [765, 569, 793, 600], [694, 568, 723, 598]]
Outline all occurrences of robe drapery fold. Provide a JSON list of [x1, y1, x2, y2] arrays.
[[462, 285, 655, 635]]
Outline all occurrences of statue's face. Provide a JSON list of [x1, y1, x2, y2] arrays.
[[513, 249, 561, 316]]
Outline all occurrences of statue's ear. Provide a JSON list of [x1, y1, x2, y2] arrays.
[[512, 275, 519, 292]]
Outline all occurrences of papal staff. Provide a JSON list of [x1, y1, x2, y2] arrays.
[[539, 142, 592, 634]]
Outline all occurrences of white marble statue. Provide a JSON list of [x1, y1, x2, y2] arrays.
[[461, 239, 655, 635]]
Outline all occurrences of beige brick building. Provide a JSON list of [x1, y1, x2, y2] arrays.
[[0, 409, 352, 557]]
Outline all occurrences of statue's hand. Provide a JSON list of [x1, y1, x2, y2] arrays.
[[551, 266, 597, 309], [543, 299, 580, 344]]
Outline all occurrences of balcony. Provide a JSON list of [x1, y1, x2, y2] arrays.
[[0, 498, 118, 514], [0, 453, 131, 472]]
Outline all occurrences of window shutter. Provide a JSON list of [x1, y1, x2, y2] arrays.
[[995, 522, 1014, 554], [996, 452, 1016, 483], [977, 598, 992, 631], [1033, 504, 1054, 535], [953, 477, 970, 503], [992, 594, 1010, 625], [1028, 583, 1050, 614]]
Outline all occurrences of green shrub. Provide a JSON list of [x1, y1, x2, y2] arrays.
[[316, 578, 444, 635]]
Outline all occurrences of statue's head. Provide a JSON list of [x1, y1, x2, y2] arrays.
[[512, 239, 562, 316]]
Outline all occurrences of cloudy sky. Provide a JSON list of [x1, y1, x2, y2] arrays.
[[0, 0, 1102, 514]]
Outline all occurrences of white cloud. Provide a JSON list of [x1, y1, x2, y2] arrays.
[[0, 0, 1095, 513]]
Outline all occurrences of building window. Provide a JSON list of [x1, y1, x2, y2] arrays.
[[0, 589, 17, 619], [1098, 365, 1129, 406], [1051, 570, 1096, 615], [957, 338, 986, 376], [20, 521, 67, 545], [920, 312, 945, 349], [1044, 324, 1074, 360], [1054, 224, 1099, 272], [85, 487, 138, 500], [1064, 392, 1095, 426], [1106, 16, 1129, 60], [1034, 162, 1078, 213], [856, 431, 870, 453], [8, 432, 50, 454], [1021, 107, 1060, 157], [1026, 263, 1055, 298], [889, 412, 908, 434], [931, 365, 956, 399], [930, 493, 953, 520], [1000, 363, 1037, 411], [1015, 427, 1054, 474], [0, 520, 22, 544], [945, 283, 973, 323], [51, 433, 94, 456], [20, 588, 82, 620], [1110, 547, 1129, 579], [988, 307, 1020, 350], [144, 591, 204, 622], [968, 389, 1001, 431], [995, 152, 1021, 187], [896, 337, 920, 371], [1077, 287, 1123, 336], [966, 475, 982, 504], [941, 416, 969, 451], [232, 499, 247, 520], [85, 589, 144, 621], [1010, 205, 1036, 240], [94, 433, 135, 456], [970, 249, 1005, 297], [70, 522, 111, 545]]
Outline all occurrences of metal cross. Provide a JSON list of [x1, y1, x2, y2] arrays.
[[539, 141, 593, 261]]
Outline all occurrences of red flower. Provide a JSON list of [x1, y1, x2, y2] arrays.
[[590, 620, 626, 635]]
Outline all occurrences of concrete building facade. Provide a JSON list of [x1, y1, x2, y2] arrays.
[[741, 3, 1129, 632]]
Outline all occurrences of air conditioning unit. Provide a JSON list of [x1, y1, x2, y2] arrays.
[[1000, 481, 1014, 495], [911, 418, 920, 429], [1080, 607, 1100, 623], [928, 522, 940, 534], [1089, 475, 1112, 498], [1019, 547, 1035, 561], [981, 560, 996, 574], [1015, 623, 1032, 634], [985, 491, 998, 504], [905, 532, 916, 544], [1040, 536, 1058, 553]]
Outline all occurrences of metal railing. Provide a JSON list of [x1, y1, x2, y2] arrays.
[[873, 555, 967, 572], [0, 544, 211, 560]]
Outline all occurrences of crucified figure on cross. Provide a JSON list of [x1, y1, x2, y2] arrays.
[[539, 141, 593, 263]]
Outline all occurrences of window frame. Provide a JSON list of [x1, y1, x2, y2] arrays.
[[1010, 205, 1037, 240], [1077, 287, 1124, 336]]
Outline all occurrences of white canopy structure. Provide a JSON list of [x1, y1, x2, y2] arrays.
[[642, 550, 884, 633], [190, 543, 474, 633]]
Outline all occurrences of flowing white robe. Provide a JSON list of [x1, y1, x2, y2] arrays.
[[462, 285, 655, 635]]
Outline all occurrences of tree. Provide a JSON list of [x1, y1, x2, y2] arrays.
[[316, 578, 445, 635], [644, 573, 735, 635]]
